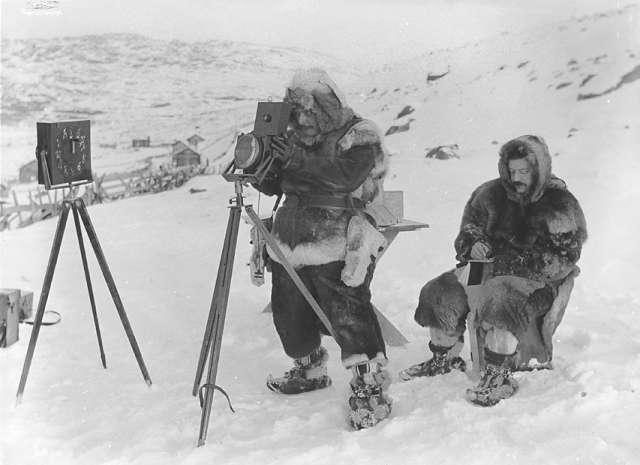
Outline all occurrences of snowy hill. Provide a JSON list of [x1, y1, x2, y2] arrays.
[[1, 5, 640, 465], [0, 33, 358, 178]]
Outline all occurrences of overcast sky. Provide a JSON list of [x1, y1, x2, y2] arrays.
[[1, 0, 626, 62]]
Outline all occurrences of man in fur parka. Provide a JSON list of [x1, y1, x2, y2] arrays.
[[400, 135, 587, 406], [255, 69, 391, 429]]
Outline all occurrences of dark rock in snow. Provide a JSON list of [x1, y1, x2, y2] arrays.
[[578, 64, 640, 100], [427, 71, 449, 82], [385, 119, 413, 136], [425, 144, 460, 160], [396, 105, 415, 119], [556, 82, 572, 90], [517, 61, 529, 69], [580, 74, 597, 87], [592, 54, 608, 64], [491, 140, 499, 145]]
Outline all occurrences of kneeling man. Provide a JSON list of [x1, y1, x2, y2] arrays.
[[401, 135, 587, 406]]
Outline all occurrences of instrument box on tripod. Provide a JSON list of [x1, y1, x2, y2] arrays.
[[36, 120, 92, 189], [0, 289, 20, 348]]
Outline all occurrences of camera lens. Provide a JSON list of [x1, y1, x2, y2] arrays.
[[234, 134, 262, 170]]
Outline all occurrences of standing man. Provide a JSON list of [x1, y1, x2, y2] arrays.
[[256, 68, 391, 429], [400, 135, 587, 406]]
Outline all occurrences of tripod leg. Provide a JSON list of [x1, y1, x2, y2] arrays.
[[193, 205, 241, 395], [196, 205, 242, 447], [71, 203, 107, 369], [74, 198, 152, 386], [16, 201, 71, 403]]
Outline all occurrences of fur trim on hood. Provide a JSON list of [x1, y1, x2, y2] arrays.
[[284, 68, 355, 139], [498, 135, 566, 204]]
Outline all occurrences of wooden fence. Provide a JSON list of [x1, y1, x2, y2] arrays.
[[0, 164, 207, 231]]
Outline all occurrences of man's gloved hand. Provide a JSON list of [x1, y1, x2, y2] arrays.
[[470, 241, 492, 260], [270, 136, 300, 167]]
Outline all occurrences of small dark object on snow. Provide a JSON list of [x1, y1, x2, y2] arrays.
[[556, 82, 572, 90], [580, 74, 596, 87], [427, 71, 449, 82], [189, 188, 207, 194], [396, 105, 415, 119], [425, 144, 460, 160], [517, 61, 529, 69], [385, 119, 413, 136], [491, 140, 499, 145]]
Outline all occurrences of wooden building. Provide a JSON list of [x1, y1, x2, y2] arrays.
[[172, 141, 201, 167], [132, 137, 151, 148], [187, 134, 204, 150], [19, 160, 38, 183]]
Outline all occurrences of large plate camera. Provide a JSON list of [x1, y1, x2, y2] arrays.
[[223, 102, 292, 185]]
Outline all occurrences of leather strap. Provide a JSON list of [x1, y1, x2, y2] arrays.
[[284, 193, 364, 210]]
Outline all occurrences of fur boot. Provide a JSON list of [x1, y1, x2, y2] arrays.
[[465, 349, 518, 407], [348, 362, 392, 430], [399, 341, 466, 381], [267, 346, 331, 394]]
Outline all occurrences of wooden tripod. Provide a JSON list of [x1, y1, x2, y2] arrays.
[[192, 181, 338, 447], [16, 197, 152, 403]]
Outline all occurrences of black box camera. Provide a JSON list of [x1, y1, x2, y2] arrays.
[[224, 102, 292, 185], [37, 120, 92, 189]]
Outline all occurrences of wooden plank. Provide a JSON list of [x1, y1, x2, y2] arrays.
[[1, 204, 40, 215]]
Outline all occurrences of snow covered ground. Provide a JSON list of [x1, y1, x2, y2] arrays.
[[1, 4, 640, 465]]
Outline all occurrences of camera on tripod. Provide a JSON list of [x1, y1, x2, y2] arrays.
[[223, 102, 292, 185], [36, 120, 92, 189]]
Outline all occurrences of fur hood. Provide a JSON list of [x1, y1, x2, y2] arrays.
[[284, 68, 355, 139], [498, 135, 566, 204]]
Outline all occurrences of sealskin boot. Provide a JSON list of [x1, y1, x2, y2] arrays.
[[267, 346, 331, 394], [348, 362, 392, 430], [465, 349, 518, 407], [399, 341, 466, 381]]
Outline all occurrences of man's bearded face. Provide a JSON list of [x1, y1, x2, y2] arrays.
[[508, 158, 534, 194], [291, 105, 320, 139]]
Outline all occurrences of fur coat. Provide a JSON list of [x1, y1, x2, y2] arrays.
[[257, 70, 388, 286], [454, 135, 587, 285], [415, 135, 587, 367]]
